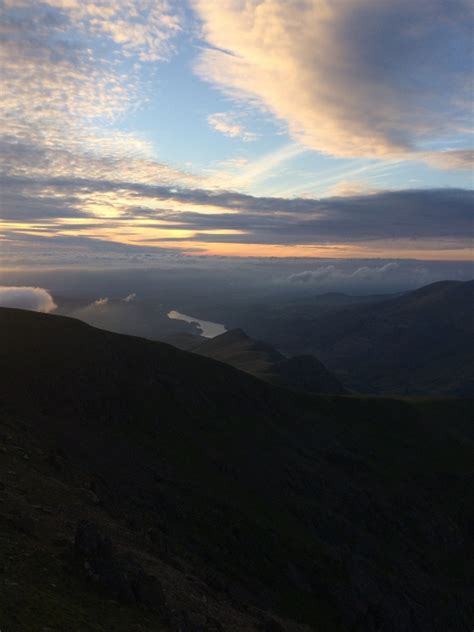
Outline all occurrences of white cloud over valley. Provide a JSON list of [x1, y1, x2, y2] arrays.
[[0, 287, 57, 313]]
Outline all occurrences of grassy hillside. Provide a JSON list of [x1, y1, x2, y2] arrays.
[[0, 307, 473, 631]]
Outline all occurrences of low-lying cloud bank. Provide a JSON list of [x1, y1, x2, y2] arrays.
[[288, 262, 400, 284], [282, 261, 461, 293], [0, 286, 57, 313]]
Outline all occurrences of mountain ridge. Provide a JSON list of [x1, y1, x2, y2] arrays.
[[168, 327, 345, 395]]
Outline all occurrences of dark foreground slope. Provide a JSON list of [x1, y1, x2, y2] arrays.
[[0, 308, 473, 631], [240, 280, 474, 396], [192, 329, 344, 395]]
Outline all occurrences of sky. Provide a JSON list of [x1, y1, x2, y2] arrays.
[[0, 0, 473, 265]]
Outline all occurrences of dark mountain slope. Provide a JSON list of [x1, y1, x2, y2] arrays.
[[241, 280, 474, 395], [193, 328, 344, 394], [0, 307, 473, 631], [163, 331, 205, 351], [195, 328, 284, 369]]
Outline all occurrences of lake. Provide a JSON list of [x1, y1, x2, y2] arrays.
[[167, 310, 227, 338]]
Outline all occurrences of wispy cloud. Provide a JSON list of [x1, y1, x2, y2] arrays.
[[207, 112, 258, 141], [423, 150, 474, 170], [222, 143, 307, 190]]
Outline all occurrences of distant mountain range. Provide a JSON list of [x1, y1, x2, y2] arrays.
[[0, 306, 473, 631], [166, 328, 345, 395], [232, 280, 474, 396], [53, 280, 474, 396]]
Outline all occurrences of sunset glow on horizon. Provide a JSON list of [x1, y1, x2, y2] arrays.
[[0, 1, 472, 263]]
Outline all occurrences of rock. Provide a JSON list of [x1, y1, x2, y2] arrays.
[[6, 513, 37, 536], [206, 617, 224, 631], [205, 570, 227, 593], [147, 527, 169, 558], [82, 488, 101, 505], [258, 619, 286, 632], [186, 611, 207, 629], [74, 521, 166, 610], [133, 572, 166, 607], [170, 611, 207, 632], [286, 561, 312, 591], [47, 449, 67, 472], [95, 560, 136, 603], [32, 504, 56, 515], [75, 521, 113, 562]]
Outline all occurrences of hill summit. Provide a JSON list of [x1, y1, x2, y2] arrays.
[[169, 327, 345, 395]]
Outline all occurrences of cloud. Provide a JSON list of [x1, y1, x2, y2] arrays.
[[288, 262, 400, 284], [324, 181, 379, 198], [4, 1, 182, 63], [93, 297, 109, 307], [1, 4, 139, 145], [122, 293, 136, 302], [0, 1, 188, 194], [0, 137, 198, 189], [0, 286, 57, 312], [207, 112, 258, 141], [277, 260, 467, 291], [194, 0, 473, 163], [1, 173, 472, 253], [424, 150, 474, 170]]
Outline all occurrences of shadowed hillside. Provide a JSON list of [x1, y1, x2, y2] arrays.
[[236, 281, 474, 396], [192, 328, 344, 395], [0, 307, 473, 631]]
